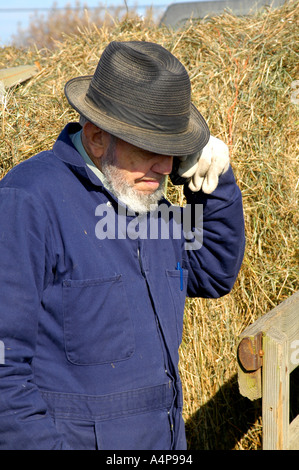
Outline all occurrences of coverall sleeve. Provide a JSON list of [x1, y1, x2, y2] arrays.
[[184, 165, 245, 298], [0, 188, 70, 450]]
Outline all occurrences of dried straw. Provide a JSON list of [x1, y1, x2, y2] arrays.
[[0, 0, 298, 450]]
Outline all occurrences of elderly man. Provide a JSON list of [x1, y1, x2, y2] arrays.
[[0, 41, 245, 450]]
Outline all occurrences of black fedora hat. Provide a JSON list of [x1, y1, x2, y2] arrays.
[[64, 41, 209, 156]]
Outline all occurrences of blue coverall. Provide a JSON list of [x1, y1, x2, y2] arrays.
[[0, 123, 245, 449]]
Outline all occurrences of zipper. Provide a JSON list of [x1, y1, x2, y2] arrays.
[[137, 245, 146, 278], [137, 240, 177, 447]]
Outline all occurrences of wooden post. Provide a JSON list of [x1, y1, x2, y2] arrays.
[[262, 327, 289, 449], [237, 291, 299, 450]]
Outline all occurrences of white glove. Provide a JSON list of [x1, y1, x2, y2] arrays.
[[176, 136, 230, 194]]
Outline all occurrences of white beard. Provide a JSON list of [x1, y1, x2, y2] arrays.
[[101, 140, 166, 215]]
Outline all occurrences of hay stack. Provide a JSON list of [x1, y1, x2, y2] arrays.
[[0, 0, 298, 450]]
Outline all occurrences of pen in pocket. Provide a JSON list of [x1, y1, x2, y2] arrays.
[[176, 262, 184, 291]]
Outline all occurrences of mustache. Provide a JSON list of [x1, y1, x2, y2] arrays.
[[101, 164, 166, 214]]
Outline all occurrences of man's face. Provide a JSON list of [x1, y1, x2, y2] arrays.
[[107, 138, 173, 194], [101, 135, 173, 213]]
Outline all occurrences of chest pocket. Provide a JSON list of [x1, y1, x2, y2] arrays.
[[62, 275, 135, 365]]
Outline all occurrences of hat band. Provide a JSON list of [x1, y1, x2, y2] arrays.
[[85, 85, 190, 134]]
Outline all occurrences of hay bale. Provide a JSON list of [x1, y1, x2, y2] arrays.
[[0, 0, 298, 450]]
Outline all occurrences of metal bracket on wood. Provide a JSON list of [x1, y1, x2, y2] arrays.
[[237, 332, 263, 372]]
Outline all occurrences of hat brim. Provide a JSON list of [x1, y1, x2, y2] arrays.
[[64, 76, 210, 156]]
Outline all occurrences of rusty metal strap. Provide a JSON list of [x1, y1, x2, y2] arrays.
[[237, 332, 263, 372]]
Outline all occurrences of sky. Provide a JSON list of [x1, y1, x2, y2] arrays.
[[0, 0, 209, 47]]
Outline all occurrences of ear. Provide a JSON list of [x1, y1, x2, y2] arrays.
[[81, 122, 109, 163]]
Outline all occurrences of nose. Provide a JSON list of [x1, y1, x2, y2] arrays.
[[151, 155, 173, 175]]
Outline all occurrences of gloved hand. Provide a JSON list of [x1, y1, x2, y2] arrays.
[[170, 136, 230, 194]]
